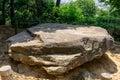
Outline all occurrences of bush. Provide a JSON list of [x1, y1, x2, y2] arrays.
[[41, 0, 55, 23], [58, 3, 85, 24]]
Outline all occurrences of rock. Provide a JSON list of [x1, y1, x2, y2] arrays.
[[8, 31, 33, 44], [101, 73, 112, 80], [7, 23, 114, 75], [0, 65, 15, 80], [17, 64, 30, 73]]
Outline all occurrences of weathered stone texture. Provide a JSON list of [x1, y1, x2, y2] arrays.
[[7, 23, 114, 75]]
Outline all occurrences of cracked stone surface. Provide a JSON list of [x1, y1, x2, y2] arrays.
[[7, 23, 114, 75]]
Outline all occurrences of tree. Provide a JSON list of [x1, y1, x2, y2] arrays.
[[99, 0, 120, 16], [53, 0, 61, 20], [76, 0, 96, 17], [10, 0, 15, 25], [1, 0, 6, 24], [100, 0, 120, 10], [56, 0, 61, 7], [58, 3, 84, 24], [35, 0, 44, 17]]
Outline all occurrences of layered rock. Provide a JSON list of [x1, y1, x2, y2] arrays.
[[7, 23, 114, 75]]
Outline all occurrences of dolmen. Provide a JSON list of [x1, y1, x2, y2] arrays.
[[7, 23, 114, 75]]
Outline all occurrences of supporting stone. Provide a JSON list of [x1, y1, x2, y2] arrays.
[[101, 73, 112, 80], [0, 65, 14, 80]]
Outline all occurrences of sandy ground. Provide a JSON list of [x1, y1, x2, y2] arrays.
[[109, 42, 120, 80]]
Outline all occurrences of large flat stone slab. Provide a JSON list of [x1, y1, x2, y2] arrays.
[[8, 23, 114, 75], [8, 23, 113, 55]]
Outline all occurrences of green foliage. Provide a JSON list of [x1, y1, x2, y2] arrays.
[[0, 0, 2, 10], [76, 0, 97, 25], [76, 0, 96, 17], [100, 0, 120, 9], [41, 0, 55, 22], [94, 9, 120, 42], [48, 0, 97, 25], [0, 0, 3, 24], [14, 0, 38, 27], [58, 3, 84, 24], [99, 0, 120, 16], [95, 9, 120, 29]]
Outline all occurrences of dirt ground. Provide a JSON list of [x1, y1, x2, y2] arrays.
[[0, 25, 120, 80]]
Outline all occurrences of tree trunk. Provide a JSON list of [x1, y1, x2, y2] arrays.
[[10, 0, 15, 25], [10, 0, 17, 34], [56, 0, 61, 7], [35, 0, 44, 17], [1, 0, 6, 24], [54, 0, 61, 19]]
